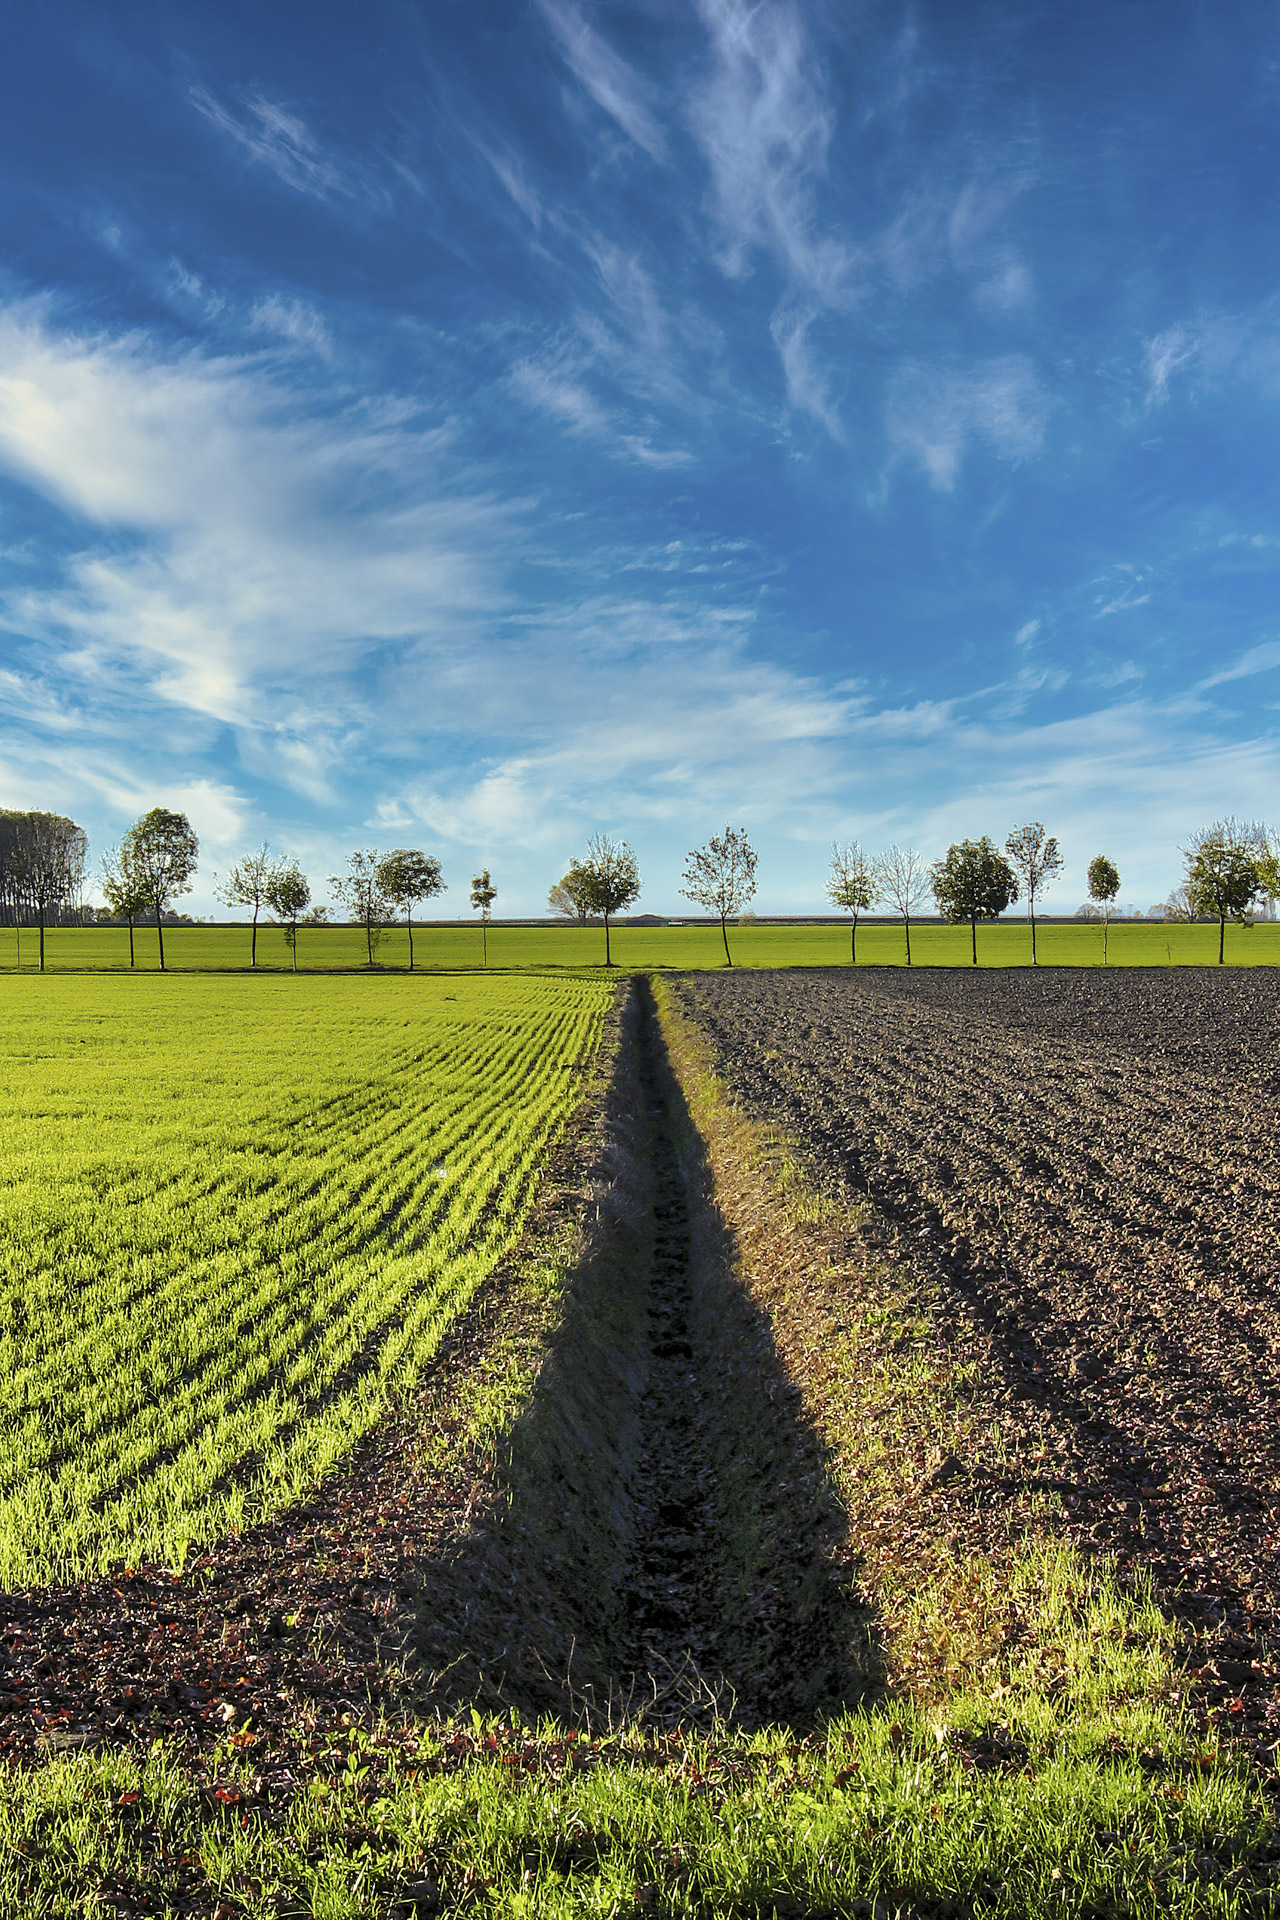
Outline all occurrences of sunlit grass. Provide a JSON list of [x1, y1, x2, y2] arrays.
[[0, 972, 607, 1580], [6, 916, 1280, 973]]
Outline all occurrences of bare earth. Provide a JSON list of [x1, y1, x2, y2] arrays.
[[670, 966, 1280, 1701]]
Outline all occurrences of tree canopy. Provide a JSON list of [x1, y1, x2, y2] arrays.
[[680, 826, 757, 967], [573, 835, 640, 966], [1004, 822, 1063, 966], [214, 843, 277, 967], [1183, 818, 1264, 964], [377, 849, 445, 971], [264, 863, 311, 971], [827, 840, 876, 964], [120, 808, 198, 972], [329, 850, 391, 967], [874, 844, 927, 966], [1087, 855, 1121, 963], [930, 837, 1018, 965], [548, 868, 594, 922], [470, 869, 497, 965]]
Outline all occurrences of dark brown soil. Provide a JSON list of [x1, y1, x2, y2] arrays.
[[668, 966, 1280, 1703]]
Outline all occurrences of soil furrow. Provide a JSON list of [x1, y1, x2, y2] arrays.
[[670, 966, 1280, 1679]]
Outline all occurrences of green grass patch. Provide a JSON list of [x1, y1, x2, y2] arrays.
[[0, 972, 608, 1582], [5, 1712, 1272, 1918], [6, 917, 1280, 973]]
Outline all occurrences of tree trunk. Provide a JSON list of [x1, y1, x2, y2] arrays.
[[38, 906, 45, 973], [1102, 916, 1108, 966], [407, 910, 415, 972], [1030, 907, 1038, 967], [721, 914, 733, 966], [156, 901, 166, 972], [482, 918, 488, 967], [291, 925, 298, 972], [970, 915, 978, 966], [1219, 913, 1226, 965], [904, 916, 912, 966], [128, 918, 135, 969], [251, 907, 258, 968], [366, 917, 374, 966], [850, 917, 857, 965], [604, 912, 612, 967]]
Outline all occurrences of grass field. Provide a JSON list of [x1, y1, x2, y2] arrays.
[[2, 967, 1278, 1915], [5, 915, 1280, 971], [0, 972, 607, 1583]]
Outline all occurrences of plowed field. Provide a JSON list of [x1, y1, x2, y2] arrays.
[[670, 967, 1280, 1654]]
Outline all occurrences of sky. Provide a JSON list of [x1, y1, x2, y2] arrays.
[[1, 0, 1279, 918]]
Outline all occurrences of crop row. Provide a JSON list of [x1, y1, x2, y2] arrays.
[[674, 967, 1280, 1621], [0, 973, 607, 1582]]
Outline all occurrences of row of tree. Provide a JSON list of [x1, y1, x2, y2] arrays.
[[0, 811, 89, 965], [825, 817, 1279, 967], [6, 803, 1278, 971]]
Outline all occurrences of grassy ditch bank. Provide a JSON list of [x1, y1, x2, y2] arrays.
[[2, 976, 1277, 1916]]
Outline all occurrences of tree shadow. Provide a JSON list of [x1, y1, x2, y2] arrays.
[[410, 978, 883, 1730]]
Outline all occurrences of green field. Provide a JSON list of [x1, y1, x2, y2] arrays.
[[5, 915, 1279, 972], [0, 972, 607, 1582]]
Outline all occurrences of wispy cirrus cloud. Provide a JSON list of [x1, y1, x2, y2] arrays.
[[1197, 637, 1280, 689], [690, 0, 856, 432], [189, 84, 361, 201], [536, 0, 668, 162], [885, 355, 1054, 489], [692, 0, 846, 297]]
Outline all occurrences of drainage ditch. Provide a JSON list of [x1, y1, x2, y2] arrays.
[[419, 977, 879, 1729]]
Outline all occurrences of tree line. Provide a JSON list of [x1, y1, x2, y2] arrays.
[[4, 803, 1278, 971], [827, 817, 1279, 967]]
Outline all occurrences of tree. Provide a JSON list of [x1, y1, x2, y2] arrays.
[[1162, 885, 1195, 923], [680, 826, 757, 968], [930, 836, 1018, 966], [1183, 817, 1264, 965], [574, 834, 641, 967], [378, 849, 445, 972], [264, 862, 311, 972], [9, 812, 88, 971], [827, 841, 877, 964], [1256, 829, 1279, 922], [470, 870, 497, 966], [548, 871, 594, 922], [1004, 822, 1063, 967], [873, 844, 927, 966], [329, 850, 391, 967], [120, 808, 199, 972], [1087, 855, 1121, 965], [214, 843, 277, 968], [100, 845, 150, 969]]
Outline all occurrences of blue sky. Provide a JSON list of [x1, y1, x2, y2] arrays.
[[1, 0, 1279, 917]]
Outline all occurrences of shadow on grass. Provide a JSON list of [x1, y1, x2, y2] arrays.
[[412, 978, 882, 1731]]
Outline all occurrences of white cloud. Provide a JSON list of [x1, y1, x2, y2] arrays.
[[692, 0, 847, 297], [886, 356, 1054, 490], [537, 0, 668, 162], [1095, 585, 1151, 617], [1, 300, 1274, 919], [508, 352, 611, 437], [0, 301, 508, 799], [689, 0, 856, 435], [1144, 323, 1199, 404], [189, 85, 359, 201], [250, 295, 333, 358], [1197, 638, 1280, 689]]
